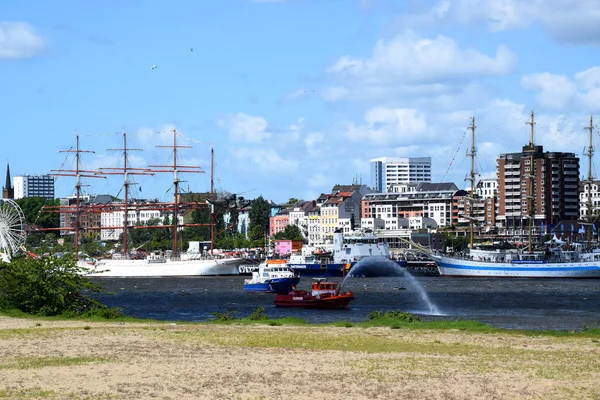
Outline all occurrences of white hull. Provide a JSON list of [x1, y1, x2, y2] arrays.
[[80, 257, 243, 277], [432, 255, 600, 278]]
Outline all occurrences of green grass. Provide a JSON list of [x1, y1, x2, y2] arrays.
[[0, 356, 109, 370], [0, 388, 57, 399]]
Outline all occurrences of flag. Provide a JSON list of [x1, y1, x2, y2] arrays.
[[560, 224, 564, 233], [139, 186, 142, 192], [540, 222, 545, 235], [578, 225, 585, 234], [571, 223, 574, 233]]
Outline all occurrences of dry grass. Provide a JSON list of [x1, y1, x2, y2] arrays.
[[1, 316, 600, 399]]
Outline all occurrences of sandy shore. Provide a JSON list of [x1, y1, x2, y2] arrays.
[[1, 316, 599, 399]]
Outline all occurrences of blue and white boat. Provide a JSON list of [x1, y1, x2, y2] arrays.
[[288, 229, 407, 277], [243, 259, 300, 292], [431, 247, 600, 278]]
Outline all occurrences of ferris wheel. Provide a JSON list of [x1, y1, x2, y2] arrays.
[[0, 199, 27, 262]]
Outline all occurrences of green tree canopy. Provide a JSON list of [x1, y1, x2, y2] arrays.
[[248, 196, 271, 244], [0, 255, 119, 317], [271, 224, 305, 241], [15, 197, 60, 228]]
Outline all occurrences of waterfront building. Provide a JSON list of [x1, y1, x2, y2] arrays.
[[362, 182, 461, 229], [497, 145, 579, 230], [370, 157, 431, 193], [269, 209, 289, 237], [13, 174, 55, 200], [100, 203, 165, 241]]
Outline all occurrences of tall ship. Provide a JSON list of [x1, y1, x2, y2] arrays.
[[288, 229, 407, 277], [48, 130, 245, 277], [430, 114, 600, 278]]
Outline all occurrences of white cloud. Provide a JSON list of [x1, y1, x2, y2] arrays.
[[522, 67, 600, 112], [217, 113, 271, 143], [328, 33, 514, 83], [323, 32, 515, 102], [343, 107, 428, 145], [0, 21, 44, 58], [399, 0, 600, 45], [231, 148, 299, 174]]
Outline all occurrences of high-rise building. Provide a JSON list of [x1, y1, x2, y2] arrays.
[[497, 145, 579, 229], [13, 174, 55, 200], [370, 157, 431, 193]]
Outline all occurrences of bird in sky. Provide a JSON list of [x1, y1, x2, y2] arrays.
[[190, 47, 193, 52], [151, 65, 157, 70]]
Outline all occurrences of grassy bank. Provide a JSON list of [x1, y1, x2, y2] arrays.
[[1, 314, 600, 399]]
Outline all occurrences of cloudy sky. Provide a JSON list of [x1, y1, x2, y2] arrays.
[[2, 0, 600, 204]]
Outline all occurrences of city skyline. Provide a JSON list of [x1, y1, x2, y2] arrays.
[[2, 1, 600, 204]]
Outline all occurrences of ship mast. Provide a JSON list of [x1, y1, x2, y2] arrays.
[[210, 144, 215, 255], [98, 132, 153, 257], [50, 133, 104, 256], [585, 115, 594, 248], [525, 111, 536, 253], [148, 129, 203, 257], [467, 117, 476, 250]]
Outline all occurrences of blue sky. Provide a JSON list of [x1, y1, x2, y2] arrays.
[[2, 0, 600, 204]]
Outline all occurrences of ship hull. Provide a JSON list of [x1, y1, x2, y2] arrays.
[[289, 260, 407, 277], [433, 256, 600, 278], [80, 257, 244, 277], [243, 277, 300, 293], [273, 291, 354, 309]]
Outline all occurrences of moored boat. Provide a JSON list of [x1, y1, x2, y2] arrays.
[[244, 259, 300, 293], [288, 229, 406, 277], [430, 115, 600, 278], [273, 278, 354, 309]]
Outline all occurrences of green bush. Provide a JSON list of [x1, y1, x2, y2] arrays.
[[367, 310, 422, 323], [210, 311, 237, 321], [247, 306, 269, 321], [0, 254, 117, 317]]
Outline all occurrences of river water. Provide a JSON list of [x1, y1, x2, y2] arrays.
[[88, 274, 600, 332]]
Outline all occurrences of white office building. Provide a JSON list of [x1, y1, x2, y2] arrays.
[[13, 175, 55, 200], [370, 157, 431, 193]]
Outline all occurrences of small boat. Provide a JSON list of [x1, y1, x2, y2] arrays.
[[243, 259, 300, 293], [273, 278, 354, 309]]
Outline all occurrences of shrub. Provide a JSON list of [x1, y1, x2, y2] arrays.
[[0, 254, 116, 317], [210, 311, 237, 321], [247, 306, 269, 321]]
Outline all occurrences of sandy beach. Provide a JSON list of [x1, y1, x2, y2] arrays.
[[1, 316, 599, 399]]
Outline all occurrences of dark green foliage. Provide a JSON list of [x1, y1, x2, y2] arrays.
[[367, 310, 422, 323], [0, 255, 119, 317], [271, 224, 305, 241], [248, 196, 271, 245], [15, 197, 60, 229], [210, 311, 238, 321], [247, 306, 268, 321]]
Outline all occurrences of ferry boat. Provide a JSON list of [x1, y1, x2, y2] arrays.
[[288, 229, 406, 277], [243, 259, 300, 293], [273, 278, 354, 309]]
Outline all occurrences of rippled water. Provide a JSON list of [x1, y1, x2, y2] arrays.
[[88, 275, 600, 331]]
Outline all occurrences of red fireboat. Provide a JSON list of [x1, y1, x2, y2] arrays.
[[273, 278, 354, 309]]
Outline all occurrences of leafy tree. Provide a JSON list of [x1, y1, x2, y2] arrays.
[[248, 196, 271, 244], [0, 255, 119, 317], [272, 224, 305, 241], [15, 197, 60, 229]]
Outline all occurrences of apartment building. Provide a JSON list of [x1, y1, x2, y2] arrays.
[[13, 174, 55, 200], [370, 157, 431, 193]]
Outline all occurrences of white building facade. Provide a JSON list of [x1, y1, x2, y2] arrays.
[[370, 157, 431, 193], [13, 175, 55, 200]]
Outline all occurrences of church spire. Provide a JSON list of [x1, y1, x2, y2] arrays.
[[2, 161, 13, 199]]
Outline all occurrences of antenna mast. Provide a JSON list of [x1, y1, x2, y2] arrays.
[[525, 111, 536, 253], [585, 115, 594, 248], [50, 133, 104, 256], [98, 131, 154, 257], [148, 129, 204, 257]]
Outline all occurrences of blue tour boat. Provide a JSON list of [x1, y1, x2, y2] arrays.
[[243, 259, 300, 293]]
